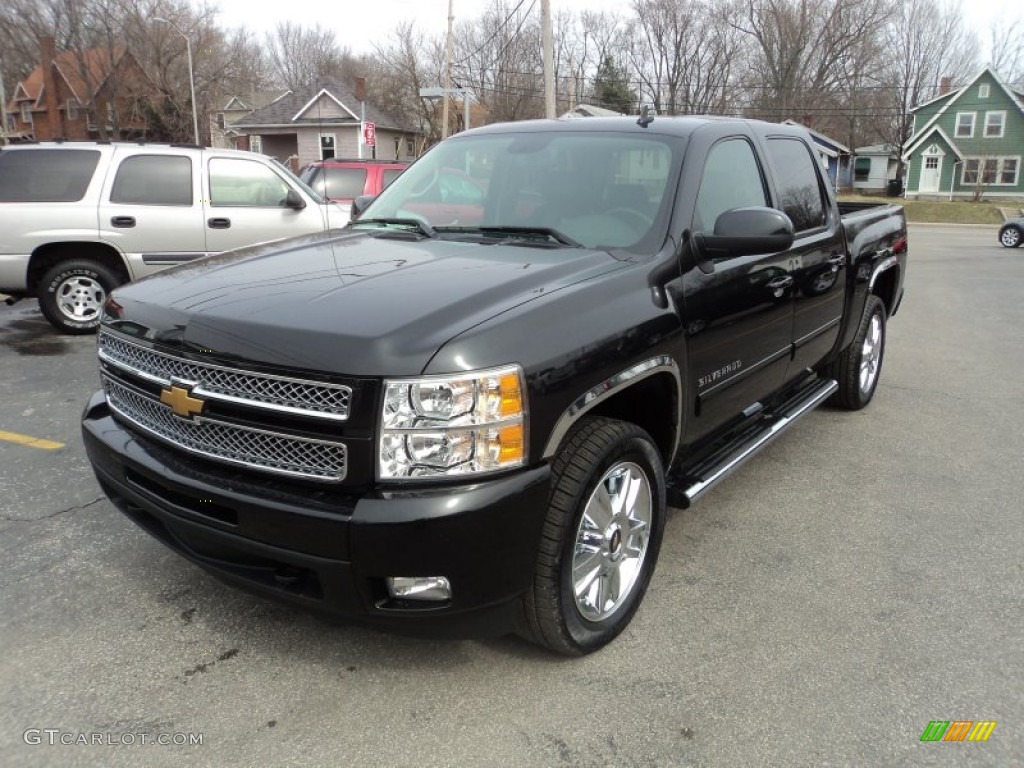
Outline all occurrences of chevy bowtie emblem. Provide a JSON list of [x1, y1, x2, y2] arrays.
[[160, 384, 205, 419]]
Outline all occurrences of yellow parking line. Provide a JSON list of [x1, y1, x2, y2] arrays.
[[0, 429, 65, 450]]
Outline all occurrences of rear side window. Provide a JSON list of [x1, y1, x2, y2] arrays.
[[381, 168, 405, 189], [311, 167, 367, 200], [766, 138, 827, 232], [110, 155, 193, 206], [0, 149, 100, 202]]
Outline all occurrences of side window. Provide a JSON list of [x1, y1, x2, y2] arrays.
[[0, 149, 100, 202], [694, 139, 768, 232], [209, 158, 290, 207], [111, 155, 192, 206], [766, 138, 827, 232]]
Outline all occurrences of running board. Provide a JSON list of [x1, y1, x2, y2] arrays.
[[667, 378, 838, 508]]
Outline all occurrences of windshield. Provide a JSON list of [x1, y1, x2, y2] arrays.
[[359, 131, 681, 252]]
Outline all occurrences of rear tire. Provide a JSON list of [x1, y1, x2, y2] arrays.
[[827, 294, 886, 410], [38, 259, 122, 334], [519, 417, 666, 655], [999, 224, 1022, 248]]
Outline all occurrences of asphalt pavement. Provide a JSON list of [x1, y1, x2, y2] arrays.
[[0, 224, 1021, 767]]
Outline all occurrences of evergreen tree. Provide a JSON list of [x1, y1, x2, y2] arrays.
[[591, 56, 634, 114]]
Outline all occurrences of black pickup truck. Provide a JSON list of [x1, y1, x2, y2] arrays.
[[82, 116, 907, 655]]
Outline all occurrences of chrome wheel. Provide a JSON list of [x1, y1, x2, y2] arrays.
[[1000, 226, 1022, 248], [54, 275, 106, 323], [859, 313, 883, 394], [572, 461, 652, 622]]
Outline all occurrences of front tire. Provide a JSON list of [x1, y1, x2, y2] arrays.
[[827, 294, 886, 410], [38, 259, 122, 334], [999, 224, 1022, 248], [520, 417, 666, 655]]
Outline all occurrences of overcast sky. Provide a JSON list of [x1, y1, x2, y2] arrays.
[[214, 0, 1021, 65]]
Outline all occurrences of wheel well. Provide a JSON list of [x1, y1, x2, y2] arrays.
[[584, 372, 678, 465], [27, 243, 129, 295], [871, 266, 899, 317]]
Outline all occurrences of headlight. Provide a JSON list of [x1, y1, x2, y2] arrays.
[[379, 365, 527, 480]]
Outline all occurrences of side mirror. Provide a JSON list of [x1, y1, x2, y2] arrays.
[[692, 207, 795, 272], [351, 194, 376, 220], [284, 189, 306, 210]]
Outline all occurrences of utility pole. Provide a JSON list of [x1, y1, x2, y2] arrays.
[[0, 55, 8, 145], [442, 0, 454, 139], [542, 0, 555, 118]]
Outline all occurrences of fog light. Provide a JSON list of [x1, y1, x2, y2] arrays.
[[386, 576, 452, 601]]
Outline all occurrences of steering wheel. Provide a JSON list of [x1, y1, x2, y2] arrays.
[[606, 207, 654, 233], [406, 165, 440, 199]]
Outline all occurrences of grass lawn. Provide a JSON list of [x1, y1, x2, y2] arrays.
[[838, 194, 1006, 225]]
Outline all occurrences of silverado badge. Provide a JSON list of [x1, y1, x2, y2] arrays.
[[160, 384, 205, 419]]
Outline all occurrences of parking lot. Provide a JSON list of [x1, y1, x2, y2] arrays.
[[1, 223, 1021, 766]]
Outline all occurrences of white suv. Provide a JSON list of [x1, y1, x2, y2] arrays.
[[0, 143, 349, 333]]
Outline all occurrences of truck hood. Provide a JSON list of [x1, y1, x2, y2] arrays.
[[106, 230, 628, 376]]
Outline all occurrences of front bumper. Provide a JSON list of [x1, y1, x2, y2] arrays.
[[82, 391, 552, 637]]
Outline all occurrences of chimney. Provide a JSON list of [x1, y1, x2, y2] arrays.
[[39, 36, 63, 139], [939, 76, 952, 95], [354, 77, 366, 103]]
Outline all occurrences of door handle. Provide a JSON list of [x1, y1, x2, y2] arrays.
[[111, 216, 135, 228], [766, 276, 794, 290], [207, 218, 231, 229], [827, 253, 845, 266]]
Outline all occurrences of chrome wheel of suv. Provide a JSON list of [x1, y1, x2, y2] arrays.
[[572, 461, 652, 622], [859, 313, 883, 395], [38, 259, 123, 335]]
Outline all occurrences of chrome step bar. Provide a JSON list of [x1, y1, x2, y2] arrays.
[[672, 378, 838, 507]]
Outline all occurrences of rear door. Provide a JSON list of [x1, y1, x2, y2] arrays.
[[762, 136, 847, 376], [97, 149, 206, 279], [202, 154, 327, 253], [680, 135, 796, 442]]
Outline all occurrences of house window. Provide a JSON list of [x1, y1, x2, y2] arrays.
[[406, 138, 415, 155], [984, 111, 1005, 138], [216, 112, 226, 129], [250, 135, 262, 154], [1000, 158, 1019, 185], [963, 157, 1020, 186], [66, 100, 79, 120], [854, 157, 871, 182], [924, 156, 939, 171], [20, 104, 32, 124], [320, 133, 335, 160], [955, 112, 975, 138], [978, 84, 990, 98]]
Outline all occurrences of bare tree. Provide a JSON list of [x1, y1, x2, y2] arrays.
[[988, 19, 1024, 88], [368, 22, 444, 143], [265, 22, 359, 91], [879, 0, 977, 181], [733, 0, 894, 121]]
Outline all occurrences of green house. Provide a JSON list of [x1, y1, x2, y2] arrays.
[[903, 69, 1024, 201]]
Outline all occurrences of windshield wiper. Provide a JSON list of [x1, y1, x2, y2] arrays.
[[351, 218, 436, 238], [433, 225, 581, 247]]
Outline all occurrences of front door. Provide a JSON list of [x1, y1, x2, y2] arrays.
[[681, 136, 795, 443], [920, 153, 942, 193], [202, 155, 326, 254]]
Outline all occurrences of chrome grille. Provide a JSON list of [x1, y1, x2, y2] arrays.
[[98, 330, 350, 420], [102, 375, 348, 482]]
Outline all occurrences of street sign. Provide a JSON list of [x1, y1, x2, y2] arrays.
[[362, 122, 376, 147]]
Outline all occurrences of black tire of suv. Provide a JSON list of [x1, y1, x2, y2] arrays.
[[38, 259, 122, 334], [519, 416, 667, 655], [827, 294, 887, 410]]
